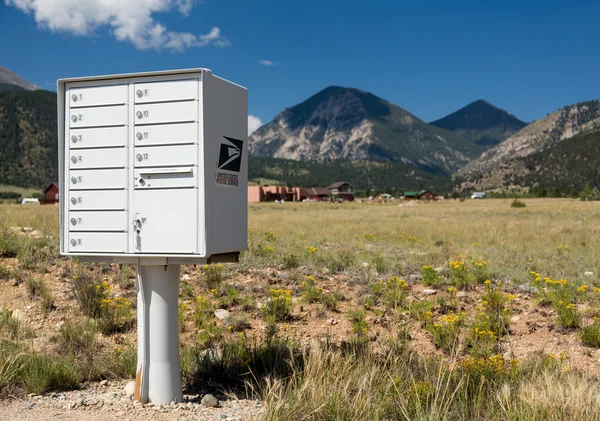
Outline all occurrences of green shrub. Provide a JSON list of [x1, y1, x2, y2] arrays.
[[0, 233, 21, 258], [193, 296, 222, 347], [421, 265, 443, 286], [407, 299, 434, 321], [0, 263, 14, 280], [301, 276, 324, 303], [554, 300, 581, 329], [372, 253, 388, 273], [71, 272, 109, 318], [300, 276, 341, 311], [426, 312, 463, 353], [449, 259, 474, 289], [203, 263, 224, 290], [26, 277, 47, 298], [580, 318, 600, 347], [17, 238, 53, 270], [368, 276, 409, 310], [261, 289, 293, 323], [227, 315, 251, 333], [510, 199, 526, 208], [282, 253, 300, 269], [21, 353, 81, 395], [480, 280, 512, 337], [56, 318, 98, 357], [0, 309, 32, 341], [181, 281, 195, 299], [116, 264, 135, 289], [347, 309, 369, 339]]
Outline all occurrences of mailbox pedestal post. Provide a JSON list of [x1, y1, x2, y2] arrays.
[[135, 264, 183, 404]]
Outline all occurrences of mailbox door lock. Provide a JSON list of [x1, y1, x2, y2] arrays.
[[133, 219, 142, 233]]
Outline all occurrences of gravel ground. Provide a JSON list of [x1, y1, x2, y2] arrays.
[[0, 381, 264, 421]]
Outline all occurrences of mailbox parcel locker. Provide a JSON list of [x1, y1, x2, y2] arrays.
[[58, 68, 248, 261]]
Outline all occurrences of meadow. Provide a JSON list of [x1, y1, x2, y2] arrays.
[[1, 199, 600, 420]]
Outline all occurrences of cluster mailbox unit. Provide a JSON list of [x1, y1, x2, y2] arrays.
[[57, 68, 248, 404]]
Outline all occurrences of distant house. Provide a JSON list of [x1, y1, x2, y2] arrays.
[[300, 187, 330, 201], [403, 190, 436, 201], [248, 182, 355, 202], [471, 192, 486, 199], [248, 186, 302, 203], [328, 181, 355, 201], [41, 183, 59, 205]]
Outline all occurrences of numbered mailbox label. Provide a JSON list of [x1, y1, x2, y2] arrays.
[[134, 122, 198, 146], [69, 105, 127, 128], [134, 80, 198, 103], [69, 211, 126, 232], [68, 232, 127, 253], [134, 144, 197, 168], [69, 126, 128, 149], [69, 169, 127, 190], [68, 190, 127, 210], [69, 85, 127, 108], [134, 101, 198, 125], [69, 148, 127, 169]]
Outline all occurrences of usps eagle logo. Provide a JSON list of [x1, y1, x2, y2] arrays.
[[217, 136, 243, 172]]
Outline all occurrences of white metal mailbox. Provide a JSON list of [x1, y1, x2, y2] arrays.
[[58, 68, 248, 263]]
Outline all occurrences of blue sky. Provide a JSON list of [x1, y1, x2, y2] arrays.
[[1, 0, 599, 132]]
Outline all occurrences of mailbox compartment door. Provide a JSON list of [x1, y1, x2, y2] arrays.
[[134, 145, 197, 168], [68, 211, 127, 232], [69, 105, 127, 128], [69, 169, 127, 190], [69, 148, 127, 169], [133, 189, 198, 254], [69, 85, 128, 108], [134, 122, 198, 147], [68, 190, 127, 211], [70, 126, 128, 149], [134, 80, 198, 103], [68, 232, 127, 253], [134, 101, 198, 125]]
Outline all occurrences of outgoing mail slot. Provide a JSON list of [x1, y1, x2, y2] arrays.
[[134, 122, 198, 146], [134, 145, 197, 168], [68, 232, 127, 253], [69, 190, 127, 210], [70, 126, 128, 149], [69, 169, 127, 190], [134, 167, 197, 189], [134, 79, 198, 103], [69, 211, 126, 232], [69, 85, 127, 108], [134, 101, 198, 125], [69, 105, 127, 128], [69, 148, 127, 169]]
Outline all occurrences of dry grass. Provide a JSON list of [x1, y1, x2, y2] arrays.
[[246, 199, 600, 283], [1, 199, 600, 418]]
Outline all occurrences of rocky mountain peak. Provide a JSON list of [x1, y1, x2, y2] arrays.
[[0, 66, 39, 91]]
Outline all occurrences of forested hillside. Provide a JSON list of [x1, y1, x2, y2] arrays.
[[0, 89, 57, 188]]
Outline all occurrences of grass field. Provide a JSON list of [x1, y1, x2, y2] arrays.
[[1, 199, 600, 419]]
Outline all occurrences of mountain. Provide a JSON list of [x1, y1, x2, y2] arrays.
[[490, 130, 600, 194], [249, 86, 484, 175], [248, 157, 453, 192], [430, 99, 527, 148], [0, 66, 39, 91], [457, 100, 600, 191], [0, 89, 57, 188]]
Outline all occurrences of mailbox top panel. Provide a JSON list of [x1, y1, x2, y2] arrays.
[[58, 68, 208, 86]]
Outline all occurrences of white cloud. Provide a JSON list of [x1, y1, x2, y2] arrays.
[[4, 0, 230, 51], [248, 115, 263, 135], [259, 60, 276, 66]]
